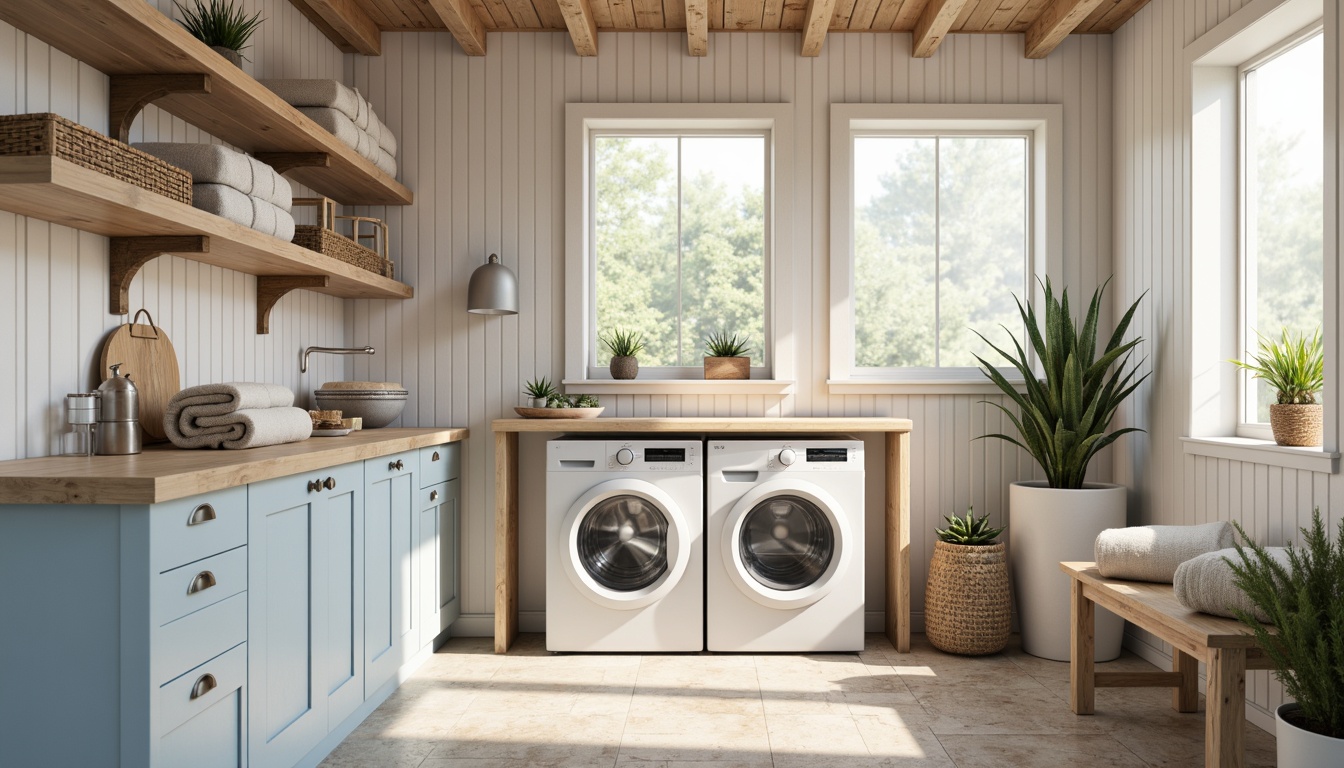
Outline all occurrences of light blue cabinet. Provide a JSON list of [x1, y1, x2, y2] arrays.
[[364, 451, 419, 694], [421, 477, 462, 646]]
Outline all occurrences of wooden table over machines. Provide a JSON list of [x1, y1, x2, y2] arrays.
[[491, 417, 915, 654]]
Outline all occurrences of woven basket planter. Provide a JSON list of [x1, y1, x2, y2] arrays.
[[1270, 403, 1323, 447], [0, 113, 192, 204], [925, 540, 1011, 656], [609, 356, 638, 380]]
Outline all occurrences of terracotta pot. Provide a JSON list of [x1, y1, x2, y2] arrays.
[[1269, 403, 1322, 447], [609, 356, 638, 380], [210, 46, 244, 67], [704, 356, 749, 380], [925, 540, 1011, 656]]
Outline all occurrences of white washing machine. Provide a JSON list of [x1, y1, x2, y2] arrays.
[[546, 438, 704, 652], [706, 439, 864, 652]]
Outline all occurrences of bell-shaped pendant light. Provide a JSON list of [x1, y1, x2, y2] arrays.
[[467, 253, 518, 315]]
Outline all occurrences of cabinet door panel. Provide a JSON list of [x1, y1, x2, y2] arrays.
[[364, 461, 415, 692], [159, 687, 244, 768], [417, 490, 439, 650], [318, 473, 364, 728], [439, 478, 461, 632]]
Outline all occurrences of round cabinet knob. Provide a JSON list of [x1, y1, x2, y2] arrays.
[[323, 477, 336, 491], [615, 448, 635, 466], [430, 490, 439, 502], [778, 448, 797, 466]]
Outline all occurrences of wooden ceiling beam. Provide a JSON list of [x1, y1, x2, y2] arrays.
[[1024, 0, 1108, 58], [800, 0, 837, 56], [423, 0, 488, 56], [286, 0, 381, 55], [557, 0, 599, 55], [911, 0, 971, 58], [686, 0, 709, 56]]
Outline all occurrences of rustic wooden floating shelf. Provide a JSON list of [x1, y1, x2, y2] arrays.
[[0, 0, 413, 206], [0, 156, 413, 331]]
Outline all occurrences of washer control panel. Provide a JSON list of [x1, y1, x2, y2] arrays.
[[605, 441, 701, 471]]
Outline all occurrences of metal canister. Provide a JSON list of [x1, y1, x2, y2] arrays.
[[95, 363, 141, 455]]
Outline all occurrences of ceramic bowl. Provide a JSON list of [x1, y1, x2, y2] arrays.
[[313, 391, 407, 428]]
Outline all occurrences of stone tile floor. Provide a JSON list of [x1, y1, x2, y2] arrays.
[[320, 633, 1276, 767]]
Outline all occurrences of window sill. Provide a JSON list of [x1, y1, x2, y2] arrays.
[[562, 379, 796, 395], [827, 379, 1025, 395], [1180, 436, 1340, 474]]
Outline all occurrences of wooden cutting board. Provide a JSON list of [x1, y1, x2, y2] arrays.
[[98, 310, 180, 442]]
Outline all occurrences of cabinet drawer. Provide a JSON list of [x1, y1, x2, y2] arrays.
[[368, 449, 416, 482], [154, 591, 247, 685], [419, 443, 459, 487], [150, 486, 247, 574], [153, 546, 247, 627], [157, 641, 246, 738]]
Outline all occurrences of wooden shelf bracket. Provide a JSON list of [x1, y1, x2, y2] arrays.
[[257, 275, 330, 334], [255, 152, 332, 175], [110, 235, 209, 314], [109, 74, 212, 143]]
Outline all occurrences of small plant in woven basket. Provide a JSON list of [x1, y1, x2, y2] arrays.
[[522, 376, 557, 407], [601, 328, 645, 380], [704, 330, 752, 380], [925, 506, 1011, 656], [174, 0, 264, 64], [1229, 327, 1324, 447]]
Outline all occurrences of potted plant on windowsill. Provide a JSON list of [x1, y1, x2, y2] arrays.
[[925, 507, 1011, 656], [1226, 509, 1343, 767], [173, 0, 264, 67], [704, 331, 751, 380], [1230, 327, 1324, 447], [601, 328, 645, 380], [974, 277, 1148, 662]]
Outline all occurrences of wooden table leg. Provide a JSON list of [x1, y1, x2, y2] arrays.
[[493, 431, 519, 653], [1205, 647, 1246, 768], [1070, 577, 1095, 715], [1174, 649, 1201, 713], [885, 431, 911, 653]]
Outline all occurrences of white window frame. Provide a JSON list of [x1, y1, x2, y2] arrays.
[[828, 104, 1064, 394], [563, 104, 795, 395]]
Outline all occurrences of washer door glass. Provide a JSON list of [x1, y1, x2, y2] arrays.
[[738, 495, 834, 591], [577, 495, 669, 591]]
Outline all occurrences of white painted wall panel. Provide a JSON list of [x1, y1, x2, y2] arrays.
[[0, 2, 349, 463], [348, 30, 1114, 629]]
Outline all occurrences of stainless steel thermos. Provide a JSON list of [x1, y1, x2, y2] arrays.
[[94, 363, 142, 455]]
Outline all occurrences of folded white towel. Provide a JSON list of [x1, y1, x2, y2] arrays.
[[165, 406, 313, 450], [1173, 546, 1289, 623], [166, 382, 295, 419], [133, 143, 292, 210], [192, 184, 296, 241], [368, 108, 397, 156], [261, 79, 363, 123], [298, 107, 379, 162], [371, 145, 397, 178], [1095, 522, 1234, 583]]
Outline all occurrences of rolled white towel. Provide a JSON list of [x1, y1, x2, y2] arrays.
[[1095, 522, 1234, 583], [134, 143, 292, 211], [165, 406, 313, 450], [1173, 547, 1290, 623], [192, 184, 296, 241]]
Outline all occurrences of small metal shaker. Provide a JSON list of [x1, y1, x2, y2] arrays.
[[95, 363, 142, 455]]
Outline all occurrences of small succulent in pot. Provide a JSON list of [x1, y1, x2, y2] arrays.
[[935, 507, 1006, 545], [601, 328, 645, 380], [925, 506, 1011, 656], [522, 376, 557, 408], [1229, 327, 1324, 447], [173, 0, 264, 66], [704, 331, 752, 380]]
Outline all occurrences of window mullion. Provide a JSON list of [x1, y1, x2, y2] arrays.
[[934, 138, 942, 369], [677, 137, 684, 368]]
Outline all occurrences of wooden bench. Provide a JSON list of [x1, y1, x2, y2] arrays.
[[1061, 562, 1274, 768]]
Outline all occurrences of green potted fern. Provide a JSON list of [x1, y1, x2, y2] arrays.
[[1230, 327, 1324, 447], [974, 276, 1147, 662], [704, 331, 751, 380], [1226, 510, 1343, 766], [925, 507, 1010, 656], [600, 328, 645, 380], [173, 0, 264, 67]]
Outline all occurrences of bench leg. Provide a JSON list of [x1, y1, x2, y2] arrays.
[[1205, 648, 1246, 768], [1174, 649, 1201, 713], [1070, 578, 1095, 715]]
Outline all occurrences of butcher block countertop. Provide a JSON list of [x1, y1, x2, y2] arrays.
[[0, 427, 468, 505]]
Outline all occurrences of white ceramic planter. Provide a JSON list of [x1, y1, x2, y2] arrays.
[[1009, 480, 1126, 661], [1277, 704, 1344, 767]]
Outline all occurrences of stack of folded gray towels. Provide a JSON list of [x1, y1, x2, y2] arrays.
[[1095, 521, 1288, 622], [262, 79, 398, 178], [135, 142, 295, 240], [164, 382, 313, 450]]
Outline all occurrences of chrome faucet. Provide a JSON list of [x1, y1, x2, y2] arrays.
[[301, 345, 375, 374]]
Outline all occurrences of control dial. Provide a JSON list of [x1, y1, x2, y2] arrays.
[[615, 448, 635, 466], [778, 448, 797, 466]]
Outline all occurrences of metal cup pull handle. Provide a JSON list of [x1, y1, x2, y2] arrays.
[[323, 477, 336, 491], [430, 490, 439, 502], [190, 674, 217, 700], [187, 504, 216, 526], [431, 451, 441, 462], [188, 571, 217, 595]]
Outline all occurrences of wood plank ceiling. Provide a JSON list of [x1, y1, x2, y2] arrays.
[[291, 0, 1149, 59]]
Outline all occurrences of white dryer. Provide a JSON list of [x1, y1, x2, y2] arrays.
[[706, 439, 864, 652], [546, 439, 703, 652]]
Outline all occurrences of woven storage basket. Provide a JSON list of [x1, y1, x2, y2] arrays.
[[1269, 403, 1323, 447], [0, 113, 192, 204], [293, 226, 394, 278], [924, 540, 1012, 656]]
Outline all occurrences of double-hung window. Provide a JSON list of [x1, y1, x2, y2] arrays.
[[829, 105, 1063, 391]]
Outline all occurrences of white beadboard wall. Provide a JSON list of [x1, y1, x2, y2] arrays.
[[1112, 0, 1344, 728], [0, 1, 351, 463], [346, 29, 1114, 631]]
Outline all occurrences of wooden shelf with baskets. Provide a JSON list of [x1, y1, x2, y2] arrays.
[[0, 155, 413, 332], [0, 0, 412, 206]]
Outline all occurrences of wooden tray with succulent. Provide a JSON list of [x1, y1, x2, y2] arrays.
[[516, 378, 602, 418]]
